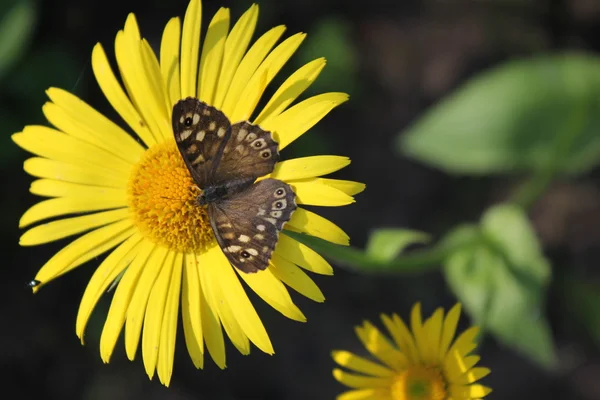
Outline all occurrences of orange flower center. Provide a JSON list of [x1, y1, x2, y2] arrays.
[[391, 366, 447, 400], [127, 141, 214, 252]]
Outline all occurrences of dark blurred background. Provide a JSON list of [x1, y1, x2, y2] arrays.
[[3, 0, 600, 399]]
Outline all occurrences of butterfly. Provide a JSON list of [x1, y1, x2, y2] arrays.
[[171, 97, 297, 273]]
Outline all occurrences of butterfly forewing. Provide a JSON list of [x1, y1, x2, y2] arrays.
[[209, 179, 297, 273], [211, 121, 280, 185], [172, 97, 231, 187]]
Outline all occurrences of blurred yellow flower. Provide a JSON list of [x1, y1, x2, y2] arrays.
[[332, 303, 491, 400], [13, 0, 363, 386]]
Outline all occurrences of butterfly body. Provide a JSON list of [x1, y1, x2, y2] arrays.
[[172, 97, 297, 273]]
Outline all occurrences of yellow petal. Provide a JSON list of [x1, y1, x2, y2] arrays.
[[213, 248, 274, 354], [318, 178, 366, 196], [291, 179, 355, 206], [449, 383, 492, 399], [356, 321, 408, 371], [32, 219, 134, 290], [336, 388, 392, 400], [286, 207, 350, 245], [447, 326, 480, 360], [100, 240, 155, 362], [381, 313, 419, 364], [439, 303, 461, 359], [19, 196, 127, 228], [221, 25, 286, 116], [200, 248, 250, 355], [261, 92, 349, 150], [76, 233, 142, 342], [181, 252, 204, 368], [254, 57, 326, 125], [23, 157, 128, 188], [270, 156, 350, 181], [276, 234, 333, 275], [411, 303, 429, 363], [422, 307, 444, 364], [237, 267, 305, 322], [230, 32, 306, 121], [44, 88, 144, 164], [197, 7, 230, 104], [13, 127, 131, 176], [160, 17, 181, 108], [116, 17, 170, 141], [141, 39, 172, 140], [180, 0, 202, 98], [29, 179, 125, 198], [332, 350, 394, 378], [142, 250, 176, 379], [332, 369, 392, 389], [269, 253, 324, 302], [20, 207, 129, 246], [453, 367, 491, 385], [125, 245, 169, 360], [213, 4, 259, 108], [91, 43, 155, 146], [156, 253, 183, 387], [199, 260, 226, 369], [157, 253, 183, 387], [445, 352, 481, 383]]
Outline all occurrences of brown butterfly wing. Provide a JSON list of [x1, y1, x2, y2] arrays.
[[172, 97, 231, 187], [208, 179, 297, 273], [211, 121, 280, 184]]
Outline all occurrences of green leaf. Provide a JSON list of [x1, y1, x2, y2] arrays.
[[563, 276, 600, 348], [366, 229, 430, 262], [399, 54, 600, 175], [0, 1, 36, 81], [444, 204, 557, 368]]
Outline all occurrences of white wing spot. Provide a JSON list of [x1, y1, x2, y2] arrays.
[[226, 245, 242, 252], [257, 224, 265, 231], [191, 154, 205, 165], [246, 248, 259, 256], [262, 246, 269, 253], [193, 113, 200, 124], [196, 130, 206, 141], [179, 116, 185, 123], [238, 235, 250, 243], [254, 234, 264, 241], [257, 208, 266, 216], [235, 144, 247, 154], [237, 128, 248, 142], [202, 109, 211, 116], [208, 121, 216, 131], [264, 217, 277, 225], [217, 127, 226, 137], [180, 129, 193, 140]]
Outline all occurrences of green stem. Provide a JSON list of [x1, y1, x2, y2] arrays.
[[284, 229, 480, 274]]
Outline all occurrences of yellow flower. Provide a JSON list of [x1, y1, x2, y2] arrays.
[[332, 303, 491, 400], [13, 0, 363, 386]]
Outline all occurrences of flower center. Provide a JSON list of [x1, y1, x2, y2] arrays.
[[390, 366, 447, 400], [127, 141, 214, 252]]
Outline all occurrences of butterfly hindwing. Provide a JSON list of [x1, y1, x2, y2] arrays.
[[208, 179, 297, 273], [212, 121, 280, 185], [172, 97, 231, 187]]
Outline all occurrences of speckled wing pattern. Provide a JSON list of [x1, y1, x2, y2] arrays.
[[172, 97, 297, 273], [209, 179, 297, 273]]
